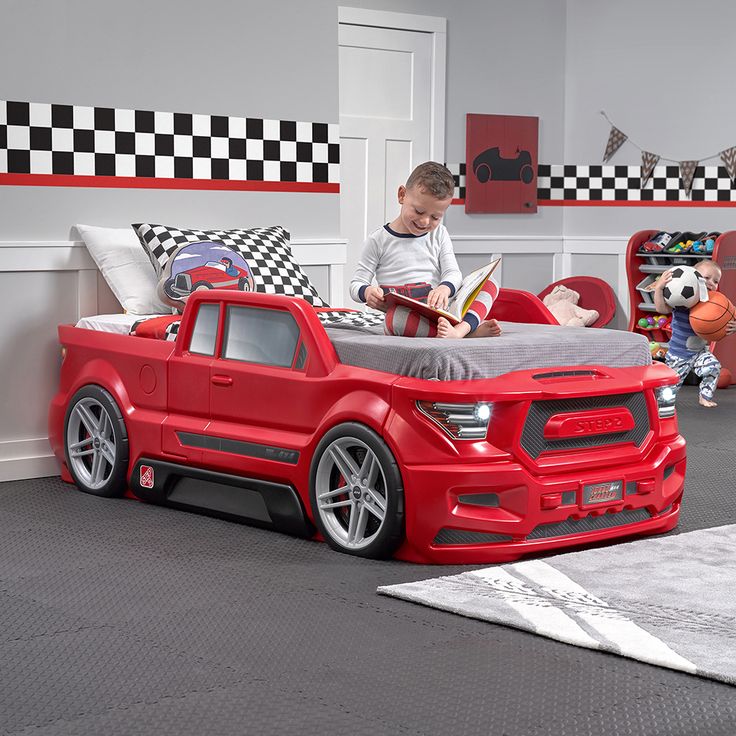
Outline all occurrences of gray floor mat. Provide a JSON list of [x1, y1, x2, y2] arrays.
[[1, 384, 735, 736]]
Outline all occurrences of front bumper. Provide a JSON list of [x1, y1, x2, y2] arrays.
[[394, 434, 686, 564]]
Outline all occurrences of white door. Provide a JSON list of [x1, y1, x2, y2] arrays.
[[338, 22, 436, 308]]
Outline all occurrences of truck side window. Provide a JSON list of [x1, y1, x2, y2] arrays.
[[223, 306, 300, 368], [189, 303, 220, 356]]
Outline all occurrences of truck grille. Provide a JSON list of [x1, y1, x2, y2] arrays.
[[433, 529, 513, 546], [527, 507, 652, 539], [519, 393, 650, 459]]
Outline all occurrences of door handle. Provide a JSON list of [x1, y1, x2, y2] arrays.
[[211, 374, 233, 387]]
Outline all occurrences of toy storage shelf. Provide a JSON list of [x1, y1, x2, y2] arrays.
[[625, 230, 736, 383]]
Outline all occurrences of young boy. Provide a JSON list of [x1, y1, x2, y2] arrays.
[[349, 161, 501, 339], [653, 259, 736, 407]]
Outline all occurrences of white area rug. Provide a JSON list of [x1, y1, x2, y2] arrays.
[[379, 525, 736, 685]]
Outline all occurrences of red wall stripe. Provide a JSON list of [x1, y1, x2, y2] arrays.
[[0, 173, 339, 194]]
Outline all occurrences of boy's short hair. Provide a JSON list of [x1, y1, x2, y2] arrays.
[[696, 259, 721, 275], [406, 161, 455, 200]]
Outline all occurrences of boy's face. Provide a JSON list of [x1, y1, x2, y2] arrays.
[[695, 262, 721, 292], [396, 185, 452, 236]]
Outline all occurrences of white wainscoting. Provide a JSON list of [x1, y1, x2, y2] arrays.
[[453, 234, 630, 329], [0, 238, 346, 482]]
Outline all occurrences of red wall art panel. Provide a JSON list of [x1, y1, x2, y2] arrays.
[[465, 113, 538, 213]]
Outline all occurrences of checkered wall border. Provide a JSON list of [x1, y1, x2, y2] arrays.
[[538, 164, 736, 202], [446, 162, 467, 201], [0, 99, 339, 192], [446, 162, 736, 205]]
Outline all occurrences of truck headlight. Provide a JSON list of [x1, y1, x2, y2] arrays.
[[655, 385, 677, 418], [416, 401, 493, 440]]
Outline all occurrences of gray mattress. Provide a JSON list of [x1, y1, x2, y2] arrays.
[[324, 321, 652, 381]]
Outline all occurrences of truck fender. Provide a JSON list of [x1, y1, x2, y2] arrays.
[[312, 390, 392, 447], [66, 358, 133, 417]]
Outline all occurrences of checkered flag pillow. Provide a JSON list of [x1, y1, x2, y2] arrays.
[[132, 223, 328, 307]]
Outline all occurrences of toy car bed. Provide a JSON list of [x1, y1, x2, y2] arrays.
[[51, 289, 685, 564]]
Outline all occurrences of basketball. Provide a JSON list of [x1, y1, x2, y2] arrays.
[[688, 291, 736, 342]]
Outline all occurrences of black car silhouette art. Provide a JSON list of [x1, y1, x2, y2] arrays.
[[472, 146, 534, 184]]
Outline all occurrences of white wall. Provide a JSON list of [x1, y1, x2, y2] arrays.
[[563, 0, 736, 236], [1, 0, 342, 240], [7, 0, 734, 480]]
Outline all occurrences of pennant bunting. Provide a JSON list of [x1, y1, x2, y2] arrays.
[[721, 147, 736, 183], [602, 126, 628, 163], [640, 152, 660, 188], [601, 113, 736, 197], [679, 160, 698, 198]]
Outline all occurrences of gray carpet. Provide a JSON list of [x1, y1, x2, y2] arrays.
[[1, 384, 736, 735]]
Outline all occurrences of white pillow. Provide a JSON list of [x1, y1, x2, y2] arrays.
[[75, 224, 170, 315]]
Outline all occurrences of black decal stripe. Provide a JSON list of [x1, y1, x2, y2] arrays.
[[177, 432, 300, 464]]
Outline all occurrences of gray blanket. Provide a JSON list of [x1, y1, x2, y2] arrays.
[[324, 321, 651, 381]]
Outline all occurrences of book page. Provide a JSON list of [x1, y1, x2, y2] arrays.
[[448, 258, 501, 319]]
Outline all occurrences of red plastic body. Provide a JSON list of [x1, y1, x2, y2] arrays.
[[538, 276, 617, 328], [625, 229, 736, 384], [49, 290, 686, 564], [488, 288, 557, 324]]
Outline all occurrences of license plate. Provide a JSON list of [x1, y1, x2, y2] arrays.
[[583, 480, 623, 505]]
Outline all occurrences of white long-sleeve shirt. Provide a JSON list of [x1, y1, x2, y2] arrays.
[[349, 224, 463, 304]]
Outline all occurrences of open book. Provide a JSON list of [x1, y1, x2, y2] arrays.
[[383, 259, 501, 325]]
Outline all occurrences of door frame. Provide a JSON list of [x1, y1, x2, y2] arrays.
[[337, 6, 447, 165]]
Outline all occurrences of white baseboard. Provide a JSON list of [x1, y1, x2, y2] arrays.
[[0, 438, 59, 482]]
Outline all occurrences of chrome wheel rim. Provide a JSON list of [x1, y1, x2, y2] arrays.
[[315, 437, 388, 550], [66, 398, 117, 490]]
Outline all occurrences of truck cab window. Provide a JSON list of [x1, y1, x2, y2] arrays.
[[223, 306, 300, 368], [189, 303, 220, 356]]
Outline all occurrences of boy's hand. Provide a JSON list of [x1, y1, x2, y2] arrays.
[[364, 285, 386, 311], [726, 319, 736, 336], [654, 269, 673, 291], [427, 284, 451, 310]]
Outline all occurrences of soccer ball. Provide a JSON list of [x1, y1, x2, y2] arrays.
[[662, 266, 704, 309]]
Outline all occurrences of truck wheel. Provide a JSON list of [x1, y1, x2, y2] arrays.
[[310, 423, 404, 559], [64, 385, 129, 497]]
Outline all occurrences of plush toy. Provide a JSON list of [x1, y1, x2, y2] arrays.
[[542, 285, 599, 327]]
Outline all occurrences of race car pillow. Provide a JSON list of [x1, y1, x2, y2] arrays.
[[157, 240, 256, 311]]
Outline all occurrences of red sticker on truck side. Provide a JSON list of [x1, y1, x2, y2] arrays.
[[140, 465, 154, 488]]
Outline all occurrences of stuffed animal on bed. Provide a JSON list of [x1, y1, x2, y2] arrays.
[[542, 284, 599, 327]]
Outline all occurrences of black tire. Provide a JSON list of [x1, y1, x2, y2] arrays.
[[238, 276, 252, 292], [63, 385, 129, 497], [475, 163, 491, 183], [520, 164, 534, 184], [309, 422, 404, 559], [192, 281, 214, 291]]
